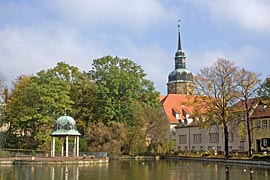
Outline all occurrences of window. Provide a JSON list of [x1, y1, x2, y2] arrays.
[[175, 113, 180, 119], [179, 135, 187, 144], [262, 120, 267, 129], [200, 146, 204, 151], [259, 104, 265, 111], [193, 133, 202, 144], [230, 132, 234, 143], [262, 138, 270, 147], [239, 140, 245, 152], [209, 133, 219, 143], [256, 121, 260, 129]]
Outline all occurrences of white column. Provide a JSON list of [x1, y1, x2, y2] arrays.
[[66, 136, 69, 157], [73, 137, 76, 157], [51, 137, 53, 157], [51, 136, 55, 157], [76, 136, 79, 157], [61, 138, 64, 156]]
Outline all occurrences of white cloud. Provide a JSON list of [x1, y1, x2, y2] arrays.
[[46, 0, 176, 30], [0, 0, 178, 93], [0, 22, 172, 94], [188, 46, 263, 76], [130, 44, 172, 94], [98, 36, 172, 94], [0, 25, 105, 87], [188, 0, 270, 33]]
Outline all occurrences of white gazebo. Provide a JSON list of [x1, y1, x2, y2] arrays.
[[50, 114, 81, 157]]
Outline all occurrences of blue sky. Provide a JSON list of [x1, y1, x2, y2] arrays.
[[0, 0, 269, 95]]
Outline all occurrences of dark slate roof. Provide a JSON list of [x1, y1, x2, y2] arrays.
[[168, 68, 193, 83]]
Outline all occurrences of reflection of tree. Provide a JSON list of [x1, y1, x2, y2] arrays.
[[249, 168, 253, 180], [225, 166, 229, 180]]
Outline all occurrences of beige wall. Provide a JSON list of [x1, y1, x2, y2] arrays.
[[251, 117, 270, 153], [175, 124, 248, 154]]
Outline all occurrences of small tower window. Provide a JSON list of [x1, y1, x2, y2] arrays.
[[259, 104, 266, 111]]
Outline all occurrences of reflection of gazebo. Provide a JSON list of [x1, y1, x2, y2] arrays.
[[50, 114, 81, 157]]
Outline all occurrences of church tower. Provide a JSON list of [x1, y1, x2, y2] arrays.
[[167, 21, 194, 95]]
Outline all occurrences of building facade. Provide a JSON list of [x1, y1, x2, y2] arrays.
[[175, 123, 249, 154], [250, 102, 270, 153]]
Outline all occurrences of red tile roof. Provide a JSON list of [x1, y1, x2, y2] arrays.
[[234, 98, 258, 109], [159, 95, 166, 103], [251, 103, 270, 119], [233, 98, 270, 119], [160, 94, 195, 124]]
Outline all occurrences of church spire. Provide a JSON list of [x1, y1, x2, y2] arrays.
[[175, 20, 186, 69], [178, 19, 182, 51], [167, 19, 194, 95]]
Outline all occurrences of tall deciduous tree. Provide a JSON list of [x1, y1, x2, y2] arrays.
[[85, 121, 127, 155], [0, 72, 6, 121], [70, 72, 98, 135], [89, 56, 160, 126], [194, 59, 239, 157], [0, 72, 5, 100], [4, 75, 39, 148], [235, 68, 261, 157], [32, 62, 79, 150], [258, 77, 270, 100], [4, 62, 81, 150], [142, 105, 169, 155]]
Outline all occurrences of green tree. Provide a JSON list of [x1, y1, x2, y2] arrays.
[[0, 72, 6, 147], [31, 62, 79, 150], [0, 72, 5, 101], [85, 121, 127, 155], [89, 56, 160, 126], [0, 72, 6, 124], [143, 105, 169, 155], [70, 72, 98, 135], [4, 62, 81, 150], [4, 75, 39, 148], [258, 77, 270, 100], [194, 59, 239, 157]]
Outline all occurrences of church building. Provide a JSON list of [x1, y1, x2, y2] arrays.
[[160, 22, 249, 154], [160, 22, 195, 143], [167, 22, 194, 95]]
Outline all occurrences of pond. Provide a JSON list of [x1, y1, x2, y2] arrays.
[[0, 160, 269, 180]]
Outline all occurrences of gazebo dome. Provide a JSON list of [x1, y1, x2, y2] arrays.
[[51, 115, 81, 136]]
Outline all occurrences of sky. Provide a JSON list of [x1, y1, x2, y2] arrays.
[[0, 0, 269, 95]]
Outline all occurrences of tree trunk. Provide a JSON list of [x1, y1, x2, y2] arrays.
[[246, 114, 252, 157], [224, 125, 229, 157]]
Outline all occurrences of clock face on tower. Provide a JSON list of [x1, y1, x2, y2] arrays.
[[182, 59, 185, 63], [175, 59, 179, 63]]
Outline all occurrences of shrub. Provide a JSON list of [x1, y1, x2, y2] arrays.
[[201, 151, 210, 157], [0, 150, 11, 158]]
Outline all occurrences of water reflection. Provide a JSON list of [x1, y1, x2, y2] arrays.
[[223, 166, 266, 180], [0, 160, 270, 180]]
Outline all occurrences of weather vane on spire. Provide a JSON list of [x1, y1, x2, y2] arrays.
[[178, 19, 181, 32], [177, 19, 182, 50]]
